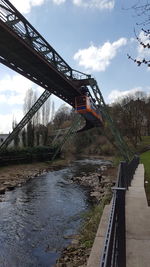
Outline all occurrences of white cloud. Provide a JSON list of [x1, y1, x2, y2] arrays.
[[10, 0, 45, 14], [0, 94, 24, 105], [0, 74, 32, 133], [10, 0, 114, 13], [0, 74, 33, 105], [0, 73, 67, 133], [0, 73, 69, 133], [0, 74, 44, 133], [137, 31, 150, 60], [0, 74, 44, 105], [107, 87, 143, 103], [73, 0, 115, 10], [0, 94, 7, 103], [51, 0, 115, 9], [74, 38, 127, 72], [130, 37, 135, 43], [0, 114, 14, 133], [0, 109, 23, 134], [52, 0, 66, 4]]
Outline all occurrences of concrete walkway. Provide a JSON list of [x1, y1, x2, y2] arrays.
[[126, 164, 150, 267]]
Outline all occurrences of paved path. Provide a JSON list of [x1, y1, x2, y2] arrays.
[[126, 164, 150, 267]]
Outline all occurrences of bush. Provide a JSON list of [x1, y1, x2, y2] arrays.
[[79, 193, 112, 248], [101, 143, 115, 155], [0, 146, 60, 165]]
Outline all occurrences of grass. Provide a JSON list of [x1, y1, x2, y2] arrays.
[[137, 136, 150, 152], [113, 156, 123, 166], [79, 192, 112, 248], [141, 150, 150, 204], [141, 136, 150, 146]]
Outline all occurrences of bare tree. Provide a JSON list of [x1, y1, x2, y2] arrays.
[[41, 98, 51, 126], [32, 91, 40, 125], [128, 1, 150, 67], [110, 91, 149, 147], [53, 105, 72, 129], [12, 118, 20, 148], [23, 88, 34, 115], [27, 121, 34, 147], [51, 101, 55, 122]]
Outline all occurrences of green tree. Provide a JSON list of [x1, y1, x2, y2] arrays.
[[21, 128, 27, 147], [27, 122, 34, 147]]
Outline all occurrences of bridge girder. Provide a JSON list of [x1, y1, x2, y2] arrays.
[[0, 0, 133, 161], [0, 0, 90, 107]]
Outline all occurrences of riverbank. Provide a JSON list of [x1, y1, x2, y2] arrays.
[[56, 162, 117, 267], [0, 157, 117, 266], [0, 156, 114, 197], [0, 158, 71, 196]]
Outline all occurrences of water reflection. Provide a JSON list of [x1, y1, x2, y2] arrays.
[[0, 159, 110, 266]]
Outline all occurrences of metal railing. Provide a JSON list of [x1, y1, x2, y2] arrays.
[[100, 155, 140, 267]]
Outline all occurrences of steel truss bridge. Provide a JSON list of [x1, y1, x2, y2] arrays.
[[0, 0, 132, 161]]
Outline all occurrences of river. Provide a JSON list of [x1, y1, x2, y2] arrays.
[[0, 158, 110, 267]]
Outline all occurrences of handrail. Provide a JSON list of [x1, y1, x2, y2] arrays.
[[100, 155, 140, 267]]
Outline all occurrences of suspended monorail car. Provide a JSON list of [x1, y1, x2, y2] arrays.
[[75, 95, 103, 129]]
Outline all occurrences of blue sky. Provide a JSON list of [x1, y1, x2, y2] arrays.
[[0, 0, 150, 133]]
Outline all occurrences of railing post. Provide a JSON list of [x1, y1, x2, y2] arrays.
[[120, 161, 128, 189], [116, 188, 126, 267]]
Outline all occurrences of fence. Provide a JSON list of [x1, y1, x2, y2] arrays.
[[100, 155, 140, 267]]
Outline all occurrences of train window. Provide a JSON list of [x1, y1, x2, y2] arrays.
[[76, 96, 86, 106]]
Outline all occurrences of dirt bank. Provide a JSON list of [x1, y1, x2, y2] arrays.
[[0, 159, 70, 196]]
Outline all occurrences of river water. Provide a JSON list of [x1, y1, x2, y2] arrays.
[[0, 159, 111, 267]]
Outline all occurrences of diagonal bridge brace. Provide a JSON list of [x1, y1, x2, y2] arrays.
[[51, 115, 82, 162], [88, 78, 133, 162], [0, 90, 51, 150]]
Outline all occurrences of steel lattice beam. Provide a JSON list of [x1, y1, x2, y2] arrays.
[[0, 90, 51, 150], [0, 0, 72, 77], [88, 78, 133, 161], [0, 0, 132, 160], [0, 0, 90, 107]]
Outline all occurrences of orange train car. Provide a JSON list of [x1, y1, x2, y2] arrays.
[[75, 95, 103, 127]]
